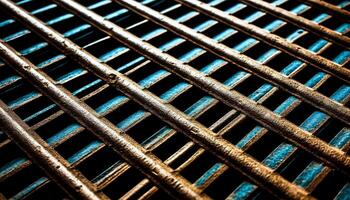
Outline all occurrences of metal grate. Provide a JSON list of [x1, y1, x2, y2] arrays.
[[0, 0, 349, 199]]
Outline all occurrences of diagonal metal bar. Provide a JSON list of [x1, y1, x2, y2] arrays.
[[233, 0, 350, 49], [171, 0, 350, 84], [292, 128, 350, 191], [0, 0, 267, 119], [0, 4, 298, 186], [0, 0, 170, 90], [94, 25, 342, 192], [19, 0, 350, 177], [298, 0, 350, 22], [136, 70, 350, 198], [0, 1, 317, 199], [0, 39, 207, 200], [40, 1, 350, 174], [113, 0, 350, 127], [0, 99, 106, 200], [0, 0, 348, 198], [0, 0, 295, 163], [0, 0, 339, 152]]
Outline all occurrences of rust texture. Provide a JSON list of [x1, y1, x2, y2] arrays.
[[114, 0, 350, 128], [172, 0, 350, 84], [234, 0, 350, 49], [0, 1, 315, 199], [0, 0, 349, 199], [0, 24, 206, 200], [301, 0, 350, 21], [44, 0, 350, 176], [0, 97, 105, 200]]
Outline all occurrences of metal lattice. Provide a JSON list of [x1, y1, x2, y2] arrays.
[[0, 0, 349, 199]]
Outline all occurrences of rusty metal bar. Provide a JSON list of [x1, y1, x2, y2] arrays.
[[0, 1, 348, 198], [0, 1, 303, 180], [290, 128, 350, 192], [300, 0, 350, 22], [0, 1, 318, 199], [0, 40, 206, 200], [0, 0, 329, 156], [130, 68, 343, 198], [113, 0, 350, 127], [41, 0, 350, 176], [170, 0, 350, 84], [17, 1, 350, 178], [116, 112, 238, 198], [0, 99, 106, 200], [233, 0, 350, 49], [0, 0, 184, 92], [0, 26, 269, 188]]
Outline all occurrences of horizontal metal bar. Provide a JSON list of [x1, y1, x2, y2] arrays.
[[173, 0, 350, 85], [47, 0, 350, 176], [235, 0, 350, 49], [115, 0, 350, 127], [0, 99, 105, 200], [0, 0, 315, 199], [299, 0, 350, 22], [0, 35, 205, 200]]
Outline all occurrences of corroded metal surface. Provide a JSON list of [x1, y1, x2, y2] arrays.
[[235, 0, 350, 49], [0, 99, 105, 200], [46, 0, 350, 176], [301, 0, 350, 20], [0, 0, 349, 199], [0, 34, 205, 200], [0, 1, 313, 199], [173, 0, 350, 83]]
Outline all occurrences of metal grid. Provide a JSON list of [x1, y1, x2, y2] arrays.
[[0, 0, 349, 199]]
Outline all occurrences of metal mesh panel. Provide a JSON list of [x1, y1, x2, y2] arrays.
[[0, 0, 349, 199]]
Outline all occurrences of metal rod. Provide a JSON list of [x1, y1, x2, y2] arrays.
[[299, 0, 350, 22], [0, 0, 309, 181], [0, 25, 283, 187], [114, 0, 350, 127], [0, 39, 206, 200], [43, 0, 350, 175], [171, 0, 350, 84], [0, 0, 316, 199], [0, 0, 183, 92], [0, 100, 106, 200], [132, 69, 342, 198], [234, 0, 350, 49]]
